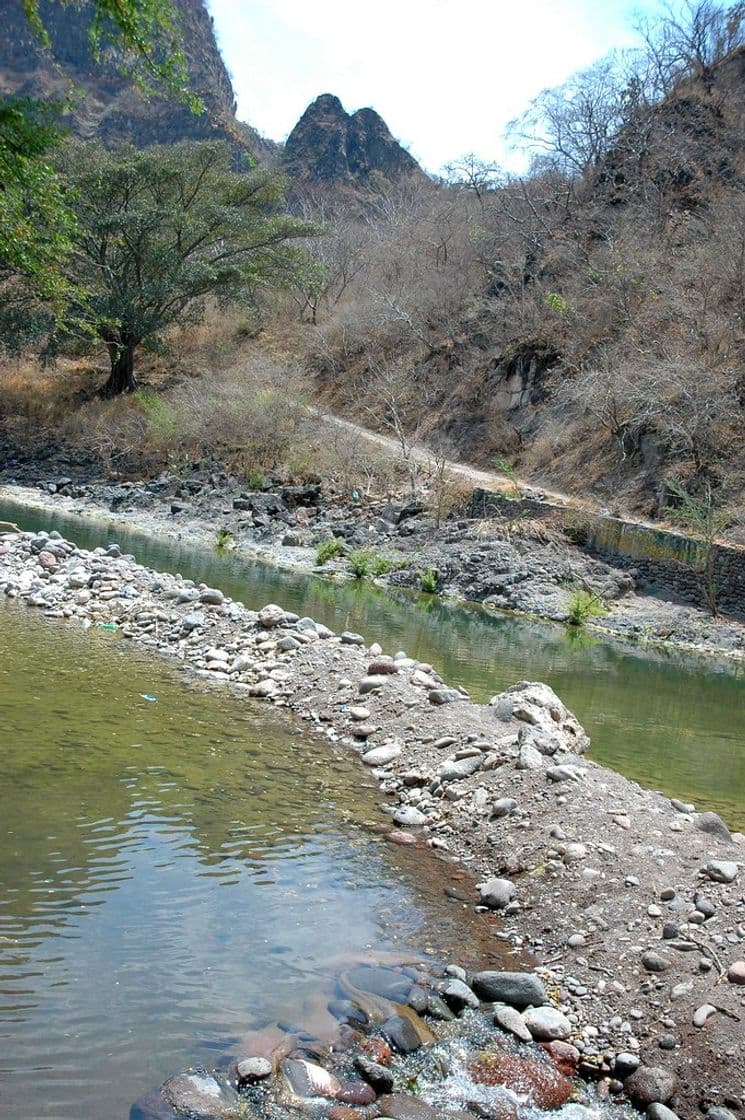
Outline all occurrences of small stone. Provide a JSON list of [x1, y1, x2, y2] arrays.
[[354, 1055, 394, 1094], [704, 860, 738, 884], [393, 806, 427, 828], [696, 811, 732, 842], [341, 631, 365, 646], [493, 1003, 533, 1042], [359, 676, 387, 695], [726, 960, 745, 985], [658, 1034, 677, 1051], [439, 978, 479, 1012], [200, 587, 225, 606], [522, 1006, 572, 1041], [660, 888, 676, 901], [235, 1057, 272, 1084], [648, 1105, 680, 1120], [694, 894, 716, 918], [428, 688, 465, 705], [362, 743, 402, 767], [471, 971, 547, 1008], [623, 1065, 676, 1106], [491, 798, 517, 819], [477, 878, 514, 910], [613, 1053, 640, 1078], [641, 951, 670, 973], [692, 1003, 717, 1027]]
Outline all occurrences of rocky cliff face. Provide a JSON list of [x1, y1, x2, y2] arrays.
[[283, 93, 421, 184], [0, 0, 277, 160]]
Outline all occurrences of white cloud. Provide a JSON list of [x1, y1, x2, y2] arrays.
[[208, 0, 656, 174]]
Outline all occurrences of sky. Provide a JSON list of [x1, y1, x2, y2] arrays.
[[206, 0, 665, 175]]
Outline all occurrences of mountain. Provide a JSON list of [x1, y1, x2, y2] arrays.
[[0, 0, 277, 160], [283, 93, 421, 184]]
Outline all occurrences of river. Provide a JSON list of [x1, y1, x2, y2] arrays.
[[1, 496, 744, 1118]]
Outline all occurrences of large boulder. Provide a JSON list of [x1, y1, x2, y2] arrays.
[[489, 681, 589, 755]]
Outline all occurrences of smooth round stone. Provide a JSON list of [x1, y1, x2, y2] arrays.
[[727, 960, 745, 985], [236, 1057, 272, 1084], [522, 1005, 572, 1041], [692, 1003, 717, 1027]]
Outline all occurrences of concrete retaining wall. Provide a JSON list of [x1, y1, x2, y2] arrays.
[[468, 488, 745, 615]]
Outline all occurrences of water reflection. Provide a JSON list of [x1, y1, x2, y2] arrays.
[[0, 604, 498, 1120]]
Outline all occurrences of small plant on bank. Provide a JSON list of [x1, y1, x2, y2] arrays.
[[215, 527, 234, 553], [419, 568, 438, 594], [348, 549, 373, 579], [567, 589, 606, 627], [347, 549, 396, 579], [492, 455, 522, 499], [245, 467, 266, 491], [316, 537, 346, 565]]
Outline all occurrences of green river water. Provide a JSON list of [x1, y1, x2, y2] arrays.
[[1, 495, 744, 1119]]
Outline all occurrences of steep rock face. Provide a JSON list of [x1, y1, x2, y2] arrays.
[[283, 93, 420, 184], [0, 0, 277, 160]]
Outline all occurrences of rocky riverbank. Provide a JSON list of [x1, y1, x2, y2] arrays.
[[1, 470, 744, 662], [1, 526, 744, 1120]]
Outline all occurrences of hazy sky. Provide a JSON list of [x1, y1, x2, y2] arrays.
[[207, 0, 664, 174]]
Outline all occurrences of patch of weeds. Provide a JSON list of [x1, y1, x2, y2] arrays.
[[215, 527, 234, 553], [316, 537, 346, 565], [567, 589, 606, 627], [419, 568, 438, 593]]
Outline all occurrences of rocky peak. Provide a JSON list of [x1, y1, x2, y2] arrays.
[[283, 93, 421, 184]]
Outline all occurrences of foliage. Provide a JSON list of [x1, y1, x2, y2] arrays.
[[54, 140, 317, 395], [419, 568, 438, 593], [316, 537, 346, 565], [348, 549, 374, 578], [566, 589, 607, 626], [215, 527, 234, 552], [0, 99, 74, 342], [21, 0, 198, 106], [346, 549, 395, 578]]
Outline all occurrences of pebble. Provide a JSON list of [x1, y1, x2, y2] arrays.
[[491, 797, 517, 818], [477, 877, 514, 910], [522, 1006, 572, 1041], [726, 960, 745, 984], [692, 1003, 717, 1027], [493, 1003, 533, 1042], [235, 1057, 272, 1084], [703, 860, 738, 884]]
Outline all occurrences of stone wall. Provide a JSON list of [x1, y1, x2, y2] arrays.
[[468, 488, 745, 615]]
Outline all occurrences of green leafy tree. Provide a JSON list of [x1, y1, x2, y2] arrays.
[[0, 99, 74, 342], [56, 140, 316, 396], [1, 0, 197, 347]]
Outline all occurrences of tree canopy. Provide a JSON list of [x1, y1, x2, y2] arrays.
[[55, 141, 316, 395]]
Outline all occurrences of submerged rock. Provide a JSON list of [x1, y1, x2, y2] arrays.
[[160, 1071, 243, 1118], [468, 1048, 573, 1108], [281, 1057, 341, 1100]]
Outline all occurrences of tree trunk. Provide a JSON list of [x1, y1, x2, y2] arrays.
[[102, 341, 137, 397]]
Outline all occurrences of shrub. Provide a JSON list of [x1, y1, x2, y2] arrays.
[[419, 568, 438, 593], [348, 549, 373, 578], [316, 537, 345, 565], [215, 527, 234, 552], [567, 589, 606, 626]]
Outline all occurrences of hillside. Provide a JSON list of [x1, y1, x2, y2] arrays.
[[295, 43, 745, 527], [0, 0, 277, 159]]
